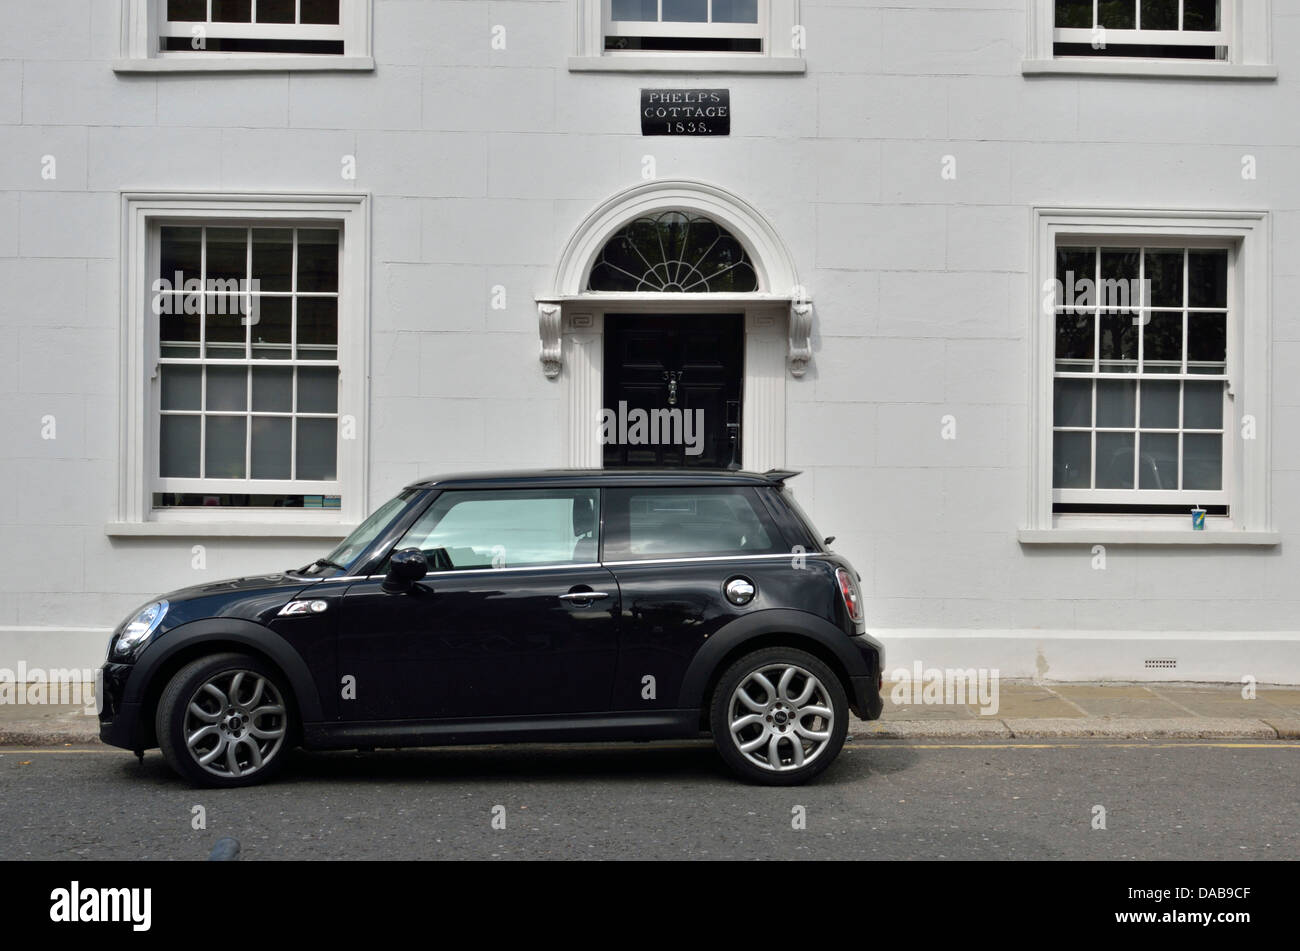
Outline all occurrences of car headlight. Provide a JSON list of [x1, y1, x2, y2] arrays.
[[114, 600, 168, 656]]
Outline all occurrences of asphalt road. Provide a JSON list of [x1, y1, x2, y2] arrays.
[[1, 738, 1296, 860]]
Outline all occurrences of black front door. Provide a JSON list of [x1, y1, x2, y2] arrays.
[[603, 314, 744, 469]]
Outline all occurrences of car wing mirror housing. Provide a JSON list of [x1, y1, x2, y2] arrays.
[[383, 547, 429, 593]]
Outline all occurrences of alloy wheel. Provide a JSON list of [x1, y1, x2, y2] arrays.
[[183, 670, 287, 779], [727, 663, 834, 772]]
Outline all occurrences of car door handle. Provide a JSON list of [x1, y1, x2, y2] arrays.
[[558, 591, 610, 603]]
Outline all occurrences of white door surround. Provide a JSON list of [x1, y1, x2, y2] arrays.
[[537, 179, 809, 472]]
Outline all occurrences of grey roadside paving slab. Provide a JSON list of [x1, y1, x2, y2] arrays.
[[3, 681, 1300, 745]]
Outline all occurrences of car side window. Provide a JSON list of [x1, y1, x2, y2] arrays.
[[390, 489, 599, 570], [603, 487, 781, 561]]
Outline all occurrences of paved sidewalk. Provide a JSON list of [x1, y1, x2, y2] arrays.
[[853, 681, 1300, 740], [2, 681, 1299, 746]]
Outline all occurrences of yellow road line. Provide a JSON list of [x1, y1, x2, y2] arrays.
[[2, 741, 1298, 756]]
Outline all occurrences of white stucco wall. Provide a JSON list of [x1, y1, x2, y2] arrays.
[[2, 0, 1299, 682]]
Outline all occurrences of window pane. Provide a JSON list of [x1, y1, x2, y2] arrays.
[[168, 0, 207, 21], [1144, 250, 1184, 307], [160, 226, 202, 284], [297, 297, 338, 359], [296, 418, 337, 480], [1053, 432, 1091, 488], [251, 228, 292, 292], [1096, 432, 1136, 489], [160, 309, 200, 359], [161, 365, 201, 411], [663, 0, 708, 23], [1099, 312, 1138, 372], [252, 366, 293, 412], [1187, 314, 1226, 373], [713, 0, 759, 24], [1184, 382, 1224, 430], [1183, 0, 1219, 31], [1183, 434, 1223, 490], [1096, 380, 1136, 428], [257, 0, 296, 23], [251, 297, 292, 359], [1099, 248, 1140, 310], [397, 490, 598, 569], [1054, 379, 1092, 427], [1143, 312, 1183, 372], [611, 0, 658, 21], [605, 487, 780, 560], [212, 0, 253, 22], [205, 295, 246, 358], [205, 416, 247, 479], [298, 367, 339, 414], [1140, 381, 1179, 429], [1055, 313, 1094, 372], [300, 0, 341, 25], [160, 416, 200, 478], [251, 417, 291, 480], [1138, 433, 1178, 490], [1055, 0, 1093, 28], [207, 366, 247, 412], [296, 229, 339, 292], [1056, 246, 1094, 291], [1097, 0, 1137, 30], [1140, 0, 1179, 30], [206, 227, 248, 284], [1188, 250, 1228, 308]]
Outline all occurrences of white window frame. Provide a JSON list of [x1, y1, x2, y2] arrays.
[[1022, 208, 1277, 545], [111, 193, 370, 538], [571, 0, 804, 73], [115, 0, 374, 72], [1023, 0, 1275, 79]]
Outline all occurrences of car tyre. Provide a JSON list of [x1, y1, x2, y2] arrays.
[[709, 646, 848, 786], [156, 652, 294, 788]]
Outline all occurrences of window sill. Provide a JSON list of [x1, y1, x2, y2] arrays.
[[112, 56, 375, 73], [1018, 529, 1281, 546], [1022, 58, 1277, 80], [568, 55, 804, 74], [105, 521, 355, 539]]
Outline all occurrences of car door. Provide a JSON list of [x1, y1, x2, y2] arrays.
[[335, 487, 620, 721], [600, 485, 793, 711]]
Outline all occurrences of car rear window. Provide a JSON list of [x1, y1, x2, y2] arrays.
[[603, 486, 783, 561]]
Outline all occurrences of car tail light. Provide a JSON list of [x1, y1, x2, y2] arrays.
[[835, 567, 863, 624]]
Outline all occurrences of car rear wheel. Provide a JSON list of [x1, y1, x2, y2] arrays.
[[156, 652, 293, 788], [709, 646, 848, 786]]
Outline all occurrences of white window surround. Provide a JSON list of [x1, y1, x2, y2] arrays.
[[571, 0, 805, 73], [538, 179, 806, 472], [114, 0, 374, 73], [1023, 0, 1276, 79], [1022, 207, 1277, 546], [109, 192, 369, 539]]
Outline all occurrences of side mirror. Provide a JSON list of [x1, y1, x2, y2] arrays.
[[383, 547, 429, 593]]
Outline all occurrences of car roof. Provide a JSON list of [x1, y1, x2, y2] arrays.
[[405, 468, 800, 490]]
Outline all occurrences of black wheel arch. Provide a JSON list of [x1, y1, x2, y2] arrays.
[[125, 618, 323, 749], [677, 609, 868, 728]]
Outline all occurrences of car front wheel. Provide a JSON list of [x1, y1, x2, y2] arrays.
[[709, 646, 848, 786], [156, 652, 293, 788]]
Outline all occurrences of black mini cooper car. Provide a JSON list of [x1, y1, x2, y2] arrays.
[[100, 469, 884, 787]]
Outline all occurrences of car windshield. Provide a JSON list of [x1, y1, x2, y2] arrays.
[[303, 489, 418, 575]]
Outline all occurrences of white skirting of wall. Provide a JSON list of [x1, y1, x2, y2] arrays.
[[0, 626, 1296, 686], [876, 629, 1300, 685]]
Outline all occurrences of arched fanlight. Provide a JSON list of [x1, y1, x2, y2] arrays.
[[587, 211, 759, 293]]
